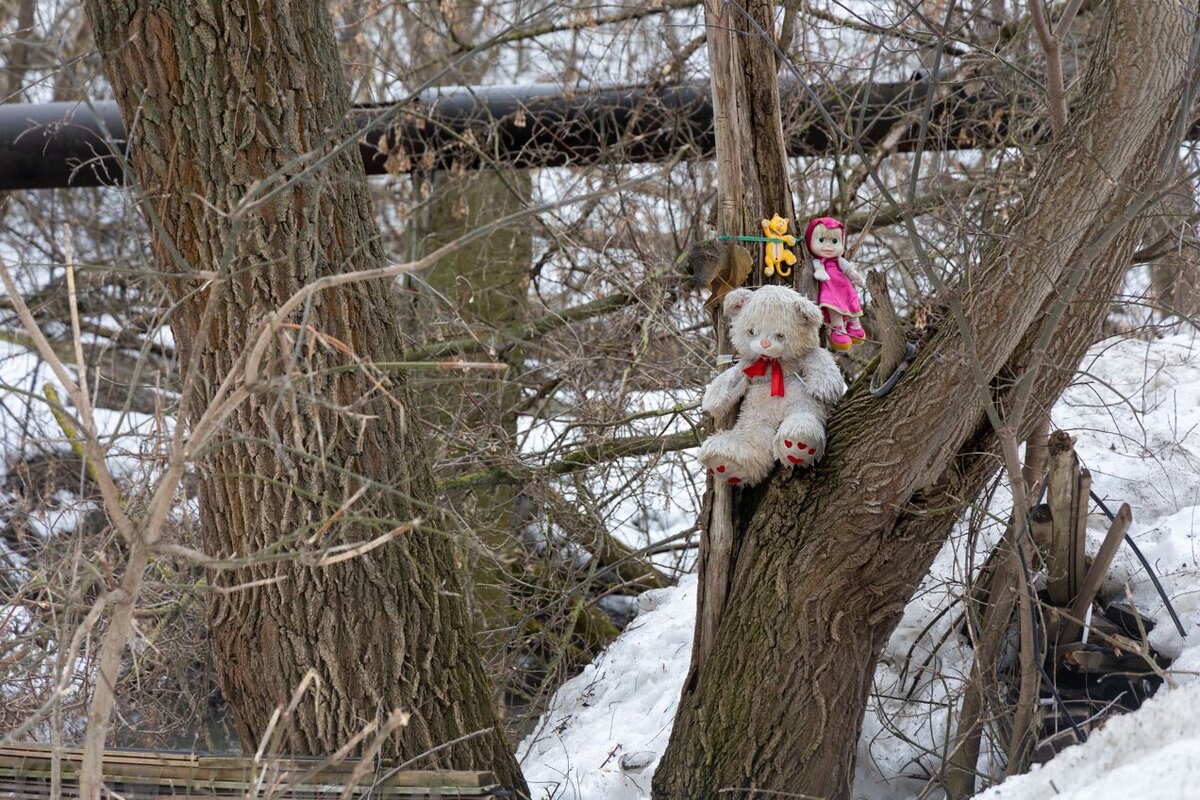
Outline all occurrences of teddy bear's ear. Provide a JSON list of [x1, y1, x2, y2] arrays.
[[723, 288, 753, 320], [793, 295, 823, 329]]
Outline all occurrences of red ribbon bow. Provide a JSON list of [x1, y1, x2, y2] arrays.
[[743, 356, 785, 397]]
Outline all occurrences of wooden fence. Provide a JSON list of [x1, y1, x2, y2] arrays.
[[0, 743, 502, 799]]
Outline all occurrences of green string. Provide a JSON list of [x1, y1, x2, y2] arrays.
[[716, 234, 790, 244]]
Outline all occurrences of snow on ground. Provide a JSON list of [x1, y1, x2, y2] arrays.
[[0, 339, 169, 485], [0, 336, 170, 588], [519, 576, 697, 800], [975, 655, 1200, 800], [519, 329, 1200, 800]]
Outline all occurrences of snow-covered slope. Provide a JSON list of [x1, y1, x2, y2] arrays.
[[519, 577, 697, 799], [518, 330, 1200, 800], [975, 659, 1200, 800]]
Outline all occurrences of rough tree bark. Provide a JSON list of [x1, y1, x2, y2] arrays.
[[83, 2, 526, 792], [412, 164, 536, 700], [396, 3, 537, 696], [1148, 157, 1200, 318], [655, 1, 1195, 797]]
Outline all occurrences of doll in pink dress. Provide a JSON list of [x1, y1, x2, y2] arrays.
[[804, 216, 865, 352]]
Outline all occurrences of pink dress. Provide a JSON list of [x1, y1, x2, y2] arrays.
[[816, 258, 862, 318]]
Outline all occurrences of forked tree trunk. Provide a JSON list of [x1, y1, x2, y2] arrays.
[[83, 2, 526, 792], [654, 1, 1195, 797]]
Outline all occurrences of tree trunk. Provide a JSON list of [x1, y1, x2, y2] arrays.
[[1148, 157, 1200, 318], [2, 0, 37, 102], [410, 165, 538, 705], [83, 2, 526, 792], [391, 6, 552, 711], [705, 0, 797, 288], [654, 1, 1195, 797], [692, 0, 799, 676]]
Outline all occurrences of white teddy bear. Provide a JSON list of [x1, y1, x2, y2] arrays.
[[698, 285, 845, 486]]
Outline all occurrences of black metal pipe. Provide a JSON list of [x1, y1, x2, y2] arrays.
[[1, 79, 1017, 191], [0, 101, 129, 190]]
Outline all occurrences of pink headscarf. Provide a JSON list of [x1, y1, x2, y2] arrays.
[[804, 216, 844, 256]]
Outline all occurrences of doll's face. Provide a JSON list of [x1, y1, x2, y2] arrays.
[[809, 223, 844, 259]]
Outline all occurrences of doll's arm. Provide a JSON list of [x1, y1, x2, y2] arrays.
[[702, 366, 749, 418], [838, 257, 865, 289], [799, 349, 846, 406], [812, 259, 830, 282]]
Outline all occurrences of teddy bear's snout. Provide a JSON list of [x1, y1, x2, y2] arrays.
[[760, 337, 774, 351]]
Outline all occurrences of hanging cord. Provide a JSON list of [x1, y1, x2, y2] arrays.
[[1089, 490, 1187, 639], [869, 341, 920, 398]]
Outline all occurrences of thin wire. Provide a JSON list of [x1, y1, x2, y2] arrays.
[[1089, 490, 1187, 639]]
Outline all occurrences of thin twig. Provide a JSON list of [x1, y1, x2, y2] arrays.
[[1028, 0, 1068, 137], [242, 163, 682, 390]]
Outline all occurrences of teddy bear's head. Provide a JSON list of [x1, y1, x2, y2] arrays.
[[723, 285, 822, 362]]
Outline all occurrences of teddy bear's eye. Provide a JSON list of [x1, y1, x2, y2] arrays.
[[832, 237, 840, 245], [748, 328, 756, 336], [776, 332, 785, 339], [817, 237, 825, 243]]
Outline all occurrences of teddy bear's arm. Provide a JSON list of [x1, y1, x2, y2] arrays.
[[800, 349, 846, 406], [812, 259, 830, 282], [701, 366, 749, 418]]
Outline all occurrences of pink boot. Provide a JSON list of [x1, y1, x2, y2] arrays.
[[846, 317, 865, 343], [828, 326, 851, 352]]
